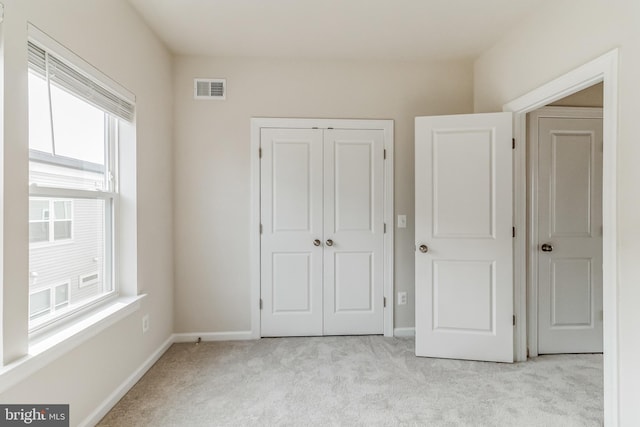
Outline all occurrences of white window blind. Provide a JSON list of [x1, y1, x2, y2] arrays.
[[27, 41, 135, 122]]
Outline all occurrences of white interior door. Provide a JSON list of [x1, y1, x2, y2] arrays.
[[260, 126, 385, 337], [260, 128, 324, 336], [323, 129, 385, 335], [415, 112, 513, 363], [537, 115, 603, 353]]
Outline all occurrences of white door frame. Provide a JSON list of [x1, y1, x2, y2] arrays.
[[504, 49, 618, 426], [250, 118, 395, 338], [527, 106, 603, 357]]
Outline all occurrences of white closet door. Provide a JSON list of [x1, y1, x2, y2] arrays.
[[323, 129, 385, 335], [415, 112, 513, 363], [260, 128, 324, 337], [537, 116, 603, 353]]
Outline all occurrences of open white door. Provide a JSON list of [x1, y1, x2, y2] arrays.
[[415, 112, 513, 363]]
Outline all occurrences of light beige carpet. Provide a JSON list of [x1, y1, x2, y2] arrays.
[[98, 336, 603, 426]]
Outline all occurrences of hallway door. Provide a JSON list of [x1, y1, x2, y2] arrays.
[[535, 109, 604, 354]]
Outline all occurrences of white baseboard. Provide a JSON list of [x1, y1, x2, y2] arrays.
[[173, 331, 254, 343], [79, 334, 174, 427], [394, 327, 415, 337]]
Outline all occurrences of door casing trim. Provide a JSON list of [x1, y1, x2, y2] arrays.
[[504, 49, 618, 426], [250, 118, 395, 338]]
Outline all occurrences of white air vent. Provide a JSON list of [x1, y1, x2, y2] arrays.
[[194, 78, 226, 100], [79, 272, 99, 288]]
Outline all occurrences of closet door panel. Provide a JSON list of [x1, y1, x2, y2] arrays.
[[323, 129, 385, 335], [260, 128, 324, 336]]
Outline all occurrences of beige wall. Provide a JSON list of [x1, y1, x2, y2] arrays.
[[474, 0, 640, 423], [549, 82, 603, 107], [173, 56, 473, 332], [0, 0, 174, 425]]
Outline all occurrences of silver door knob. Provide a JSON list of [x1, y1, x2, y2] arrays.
[[419, 244, 428, 253], [326, 239, 334, 247], [313, 239, 321, 247], [541, 243, 553, 252]]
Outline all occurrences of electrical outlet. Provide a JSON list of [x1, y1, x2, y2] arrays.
[[398, 292, 407, 305], [142, 314, 149, 333]]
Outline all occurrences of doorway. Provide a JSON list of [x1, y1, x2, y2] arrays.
[[504, 50, 618, 425]]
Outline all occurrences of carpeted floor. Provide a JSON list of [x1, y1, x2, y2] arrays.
[[98, 336, 603, 426]]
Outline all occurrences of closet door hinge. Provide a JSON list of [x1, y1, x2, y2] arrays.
[[383, 149, 387, 159], [259, 147, 262, 158], [512, 138, 515, 149], [512, 227, 515, 238], [383, 297, 387, 308], [513, 315, 516, 326], [260, 224, 263, 234], [384, 223, 387, 233], [260, 299, 263, 310]]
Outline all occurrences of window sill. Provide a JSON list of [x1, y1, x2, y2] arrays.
[[0, 294, 146, 394]]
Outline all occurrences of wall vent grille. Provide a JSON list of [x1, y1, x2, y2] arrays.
[[194, 78, 226, 100]]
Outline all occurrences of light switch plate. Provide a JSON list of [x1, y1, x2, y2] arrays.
[[397, 215, 407, 228]]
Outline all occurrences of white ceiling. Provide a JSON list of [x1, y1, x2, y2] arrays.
[[128, 0, 547, 61]]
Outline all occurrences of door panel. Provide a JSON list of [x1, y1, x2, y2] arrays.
[[537, 116, 603, 353], [323, 129, 384, 335], [272, 253, 312, 313], [260, 128, 323, 336], [433, 130, 495, 238], [550, 258, 592, 326], [334, 252, 373, 312], [272, 142, 314, 231], [415, 112, 513, 363], [334, 142, 374, 232], [433, 260, 495, 332], [550, 132, 593, 236]]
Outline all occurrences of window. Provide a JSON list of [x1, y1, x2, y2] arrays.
[[29, 199, 73, 244], [29, 282, 70, 321], [29, 288, 51, 320], [27, 38, 134, 332]]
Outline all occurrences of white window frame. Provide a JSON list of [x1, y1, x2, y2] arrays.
[[28, 133, 119, 334], [27, 30, 122, 335], [0, 24, 141, 396]]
